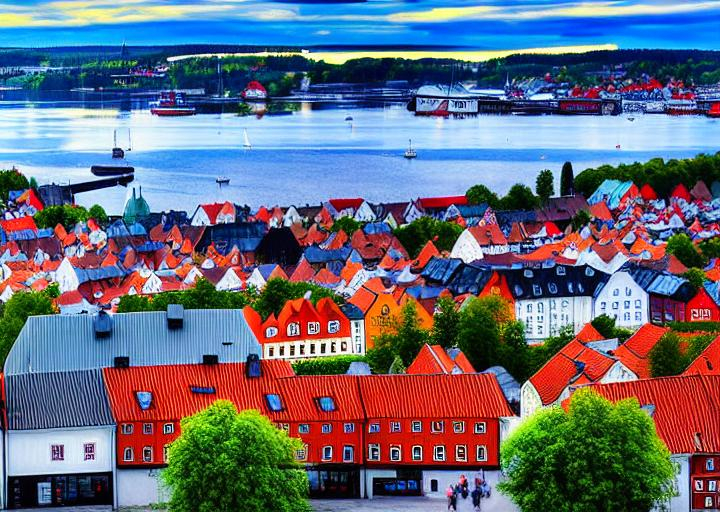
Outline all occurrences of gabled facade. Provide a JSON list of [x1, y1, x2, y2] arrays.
[[450, 224, 509, 263], [592, 269, 649, 328]]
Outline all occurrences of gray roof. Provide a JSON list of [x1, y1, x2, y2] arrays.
[[5, 309, 262, 376], [6, 369, 114, 430]]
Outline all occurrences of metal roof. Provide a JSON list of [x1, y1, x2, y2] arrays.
[[6, 369, 114, 430], [5, 309, 262, 376]]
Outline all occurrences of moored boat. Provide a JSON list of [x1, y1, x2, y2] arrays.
[[150, 91, 196, 116], [707, 103, 720, 118], [404, 139, 417, 159], [242, 81, 268, 101]]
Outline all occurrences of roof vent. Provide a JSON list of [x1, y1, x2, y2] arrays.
[[167, 304, 184, 329], [114, 356, 130, 369], [94, 311, 113, 338], [202, 354, 219, 365], [246, 354, 261, 378]]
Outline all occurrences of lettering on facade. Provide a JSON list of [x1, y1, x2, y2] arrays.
[[691, 309, 712, 321], [371, 304, 393, 328]]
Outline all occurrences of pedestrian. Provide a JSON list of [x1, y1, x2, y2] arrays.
[[446, 484, 456, 511], [471, 486, 481, 511]]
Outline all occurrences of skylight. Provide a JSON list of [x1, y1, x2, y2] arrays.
[[265, 394, 283, 412], [190, 386, 216, 394], [316, 396, 336, 412], [136, 391, 152, 411]]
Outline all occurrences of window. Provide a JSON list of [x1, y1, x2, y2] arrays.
[[613, 288, 620, 297], [431, 479, 438, 492], [390, 446, 402, 462], [51, 444, 64, 461], [635, 312, 642, 321], [533, 284, 542, 296], [433, 445, 446, 462], [344, 423, 355, 434], [411, 421, 422, 433], [299, 345, 305, 356], [307, 321, 320, 335], [635, 299, 642, 308], [625, 287, 632, 296], [368, 444, 380, 461], [189, 386, 215, 394], [322, 446, 332, 461], [268, 347, 274, 358], [557, 266, 566, 276], [163, 445, 170, 463], [538, 303, 544, 313], [84, 443, 96, 461], [452, 421, 465, 434], [279, 346, 285, 357], [316, 396, 336, 412], [265, 326, 278, 338], [476, 445, 487, 462], [624, 300, 630, 309], [548, 283, 558, 294], [456, 445, 467, 462], [121, 423, 133, 435], [277, 423, 290, 433], [612, 302, 619, 310], [343, 445, 354, 462], [624, 312, 630, 321], [526, 303, 533, 313], [561, 299, 569, 309], [600, 301, 607, 311], [474, 422, 486, 434], [431, 421, 444, 433], [287, 322, 300, 337], [123, 447, 134, 462], [289, 345, 295, 357], [412, 445, 423, 461], [310, 344, 316, 355], [368, 423, 380, 433], [390, 421, 401, 433], [143, 447, 153, 463], [328, 320, 340, 334], [295, 445, 307, 461], [320, 343, 327, 354], [163, 423, 174, 435], [322, 423, 332, 434], [298, 424, 310, 434]]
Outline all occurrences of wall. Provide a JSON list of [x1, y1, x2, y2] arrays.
[[594, 271, 648, 328], [8, 427, 113, 477], [421, 469, 516, 511], [117, 468, 169, 508], [516, 296, 592, 341]]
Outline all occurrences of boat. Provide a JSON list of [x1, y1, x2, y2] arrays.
[[216, 176, 230, 185], [242, 81, 268, 101], [91, 129, 134, 177], [707, 103, 720, 118], [345, 115, 354, 122], [628, 116, 635, 122], [243, 129, 252, 149], [404, 139, 417, 159], [665, 99, 700, 115], [150, 91, 196, 116]]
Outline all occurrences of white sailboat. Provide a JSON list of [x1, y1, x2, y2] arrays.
[[243, 128, 252, 149], [404, 139, 417, 159]]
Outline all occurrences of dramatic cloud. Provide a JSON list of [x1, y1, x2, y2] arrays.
[[0, 0, 718, 48]]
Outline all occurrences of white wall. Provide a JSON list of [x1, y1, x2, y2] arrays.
[[8, 427, 113, 477], [593, 271, 648, 328], [421, 469, 517, 511], [516, 296, 593, 341], [117, 468, 170, 508], [450, 230, 484, 263], [665, 455, 690, 512]]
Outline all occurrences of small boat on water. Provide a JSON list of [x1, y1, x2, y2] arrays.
[[708, 103, 720, 118], [242, 81, 268, 101], [404, 139, 417, 159], [91, 129, 134, 177], [216, 176, 230, 185], [243, 129, 252, 149], [345, 115, 354, 122], [150, 91, 196, 116]]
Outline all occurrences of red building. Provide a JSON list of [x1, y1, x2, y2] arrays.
[[685, 287, 720, 322]]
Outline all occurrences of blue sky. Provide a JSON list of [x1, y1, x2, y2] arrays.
[[0, 0, 719, 49]]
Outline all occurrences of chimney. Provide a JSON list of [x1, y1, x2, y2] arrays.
[[246, 354, 261, 378], [114, 356, 130, 369], [167, 304, 184, 329], [94, 311, 113, 338], [202, 354, 219, 365]]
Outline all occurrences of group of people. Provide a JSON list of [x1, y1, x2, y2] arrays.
[[445, 473, 491, 511]]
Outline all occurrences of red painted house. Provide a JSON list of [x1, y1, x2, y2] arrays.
[[686, 287, 720, 322], [407, 344, 476, 375]]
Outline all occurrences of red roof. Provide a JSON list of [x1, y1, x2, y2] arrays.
[[639, 183, 658, 201], [418, 196, 468, 210], [587, 375, 720, 454], [670, 183, 691, 202], [0, 216, 37, 233], [613, 324, 669, 379], [685, 334, 720, 376], [407, 344, 476, 375], [467, 224, 508, 246], [199, 203, 223, 224], [358, 374, 512, 419], [574, 323, 605, 343], [328, 198, 364, 212]]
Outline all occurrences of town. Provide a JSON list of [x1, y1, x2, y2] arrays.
[[0, 150, 719, 510]]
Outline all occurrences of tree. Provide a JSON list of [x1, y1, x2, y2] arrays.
[[571, 210, 591, 231], [88, 204, 108, 226], [465, 184, 500, 209], [292, 355, 366, 375], [389, 356, 406, 374], [499, 389, 676, 512], [591, 314, 617, 339], [0, 290, 55, 364], [163, 401, 310, 512], [330, 216, 361, 234], [684, 267, 707, 291], [431, 296, 460, 348], [0, 168, 29, 202], [500, 184, 540, 211], [33, 204, 90, 229], [394, 217, 463, 258], [391, 301, 430, 366], [667, 233, 707, 269], [457, 295, 512, 371], [497, 320, 530, 381], [535, 169, 554, 204], [649, 332, 686, 377], [560, 161, 574, 196], [700, 237, 720, 260], [29, 176, 39, 191], [251, 278, 341, 319]]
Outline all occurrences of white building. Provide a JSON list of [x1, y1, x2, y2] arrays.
[[592, 269, 649, 328]]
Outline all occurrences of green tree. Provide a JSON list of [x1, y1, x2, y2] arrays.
[[500, 184, 540, 211], [389, 355, 406, 374], [365, 339, 396, 374], [685, 333, 715, 366], [465, 184, 500, 209], [667, 233, 707, 269], [292, 355, 366, 375], [0, 168, 30, 202], [392, 301, 430, 366], [0, 290, 55, 364], [497, 320, 530, 381], [591, 314, 617, 339], [29, 176, 38, 191], [535, 169, 554, 204], [33, 204, 90, 229], [499, 388, 676, 512], [330, 216, 361, 234], [163, 401, 310, 512], [251, 278, 341, 319], [457, 295, 513, 371], [88, 204, 109, 226], [431, 296, 460, 348], [649, 332, 686, 377], [683, 267, 707, 292], [700, 237, 720, 260], [560, 161, 574, 196], [394, 217, 463, 258], [571, 210, 591, 231]]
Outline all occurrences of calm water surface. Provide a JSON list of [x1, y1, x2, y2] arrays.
[[0, 104, 718, 214]]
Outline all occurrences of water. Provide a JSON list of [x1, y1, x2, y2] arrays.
[[0, 103, 718, 215]]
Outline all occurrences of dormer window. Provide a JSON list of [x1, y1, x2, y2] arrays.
[[532, 284, 542, 296], [307, 322, 320, 335], [523, 269, 534, 278], [265, 327, 278, 338], [287, 322, 300, 337], [328, 320, 340, 334], [136, 391, 152, 411], [548, 283, 558, 294], [265, 394, 283, 412], [557, 266, 566, 276], [316, 396, 336, 412]]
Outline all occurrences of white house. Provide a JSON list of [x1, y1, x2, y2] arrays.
[[4, 370, 117, 509], [53, 257, 80, 293], [450, 224, 509, 263], [592, 269, 649, 328]]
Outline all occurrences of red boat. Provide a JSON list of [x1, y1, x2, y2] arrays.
[[708, 103, 720, 118], [150, 92, 196, 116]]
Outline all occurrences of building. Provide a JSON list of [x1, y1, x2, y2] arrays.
[[587, 375, 720, 512], [592, 267, 649, 329], [505, 265, 608, 341], [407, 344, 475, 375], [243, 297, 362, 360], [450, 224, 509, 263], [686, 283, 720, 322], [5, 370, 116, 509]]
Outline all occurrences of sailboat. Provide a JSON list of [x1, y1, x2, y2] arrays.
[[92, 129, 134, 177], [404, 139, 417, 159], [243, 129, 252, 149]]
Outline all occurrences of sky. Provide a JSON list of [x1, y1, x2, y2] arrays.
[[0, 0, 719, 50]]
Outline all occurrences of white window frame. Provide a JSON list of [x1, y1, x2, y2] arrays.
[[344, 423, 355, 434], [411, 421, 422, 433], [298, 424, 310, 434], [143, 423, 153, 435], [433, 445, 446, 462], [343, 445, 354, 462], [390, 421, 401, 433], [476, 445, 487, 462], [295, 445, 307, 462], [322, 423, 332, 434], [368, 444, 380, 461], [456, 445, 467, 462], [474, 422, 487, 434], [322, 446, 333, 461], [389, 445, 402, 462], [50, 444, 64, 462], [123, 447, 134, 462], [83, 442, 96, 461], [411, 445, 423, 461], [452, 421, 465, 434], [368, 423, 380, 433], [431, 421, 444, 433], [163, 423, 174, 435], [121, 423, 133, 435], [163, 444, 170, 463], [143, 446, 153, 463]]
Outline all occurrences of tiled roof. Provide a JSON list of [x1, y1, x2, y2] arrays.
[[684, 334, 720, 376]]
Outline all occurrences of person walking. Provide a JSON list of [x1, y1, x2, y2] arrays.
[[446, 484, 456, 511]]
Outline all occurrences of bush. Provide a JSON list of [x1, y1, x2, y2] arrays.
[[292, 355, 366, 375], [394, 217, 463, 258]]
